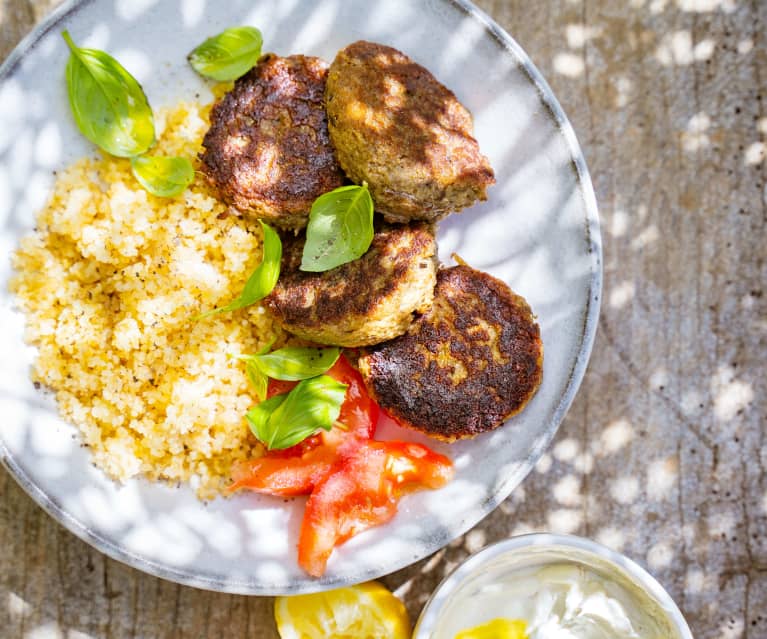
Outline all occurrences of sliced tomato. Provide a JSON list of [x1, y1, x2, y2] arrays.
[[229, 354, 377, 496], [266, 432, 323, 460], [326, 353, 378, 446], [298, 444, 395, 577], [265, 355, 377, 447], [230, 352, 454, 578], [381, 440, 455, 491], [228, 444, 338, 496], [297, 440, 454, 577], [266, 378, 298, 398]]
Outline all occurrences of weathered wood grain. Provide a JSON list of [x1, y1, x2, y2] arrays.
[[1, 1, 765, 637]]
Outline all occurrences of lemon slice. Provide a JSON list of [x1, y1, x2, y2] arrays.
[[274, 581, 410, 639], [455, 618, 528, 639]]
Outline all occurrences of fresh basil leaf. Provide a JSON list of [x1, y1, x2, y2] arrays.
[[245, 394, 288, 445], [249, 375, 347, 450], [196, 220, 281, 319], [252, 346, 341, 381], [244, 360, 269, 401], [62, 30, 155, 158], [188, 26, 263, 81], [236, 338, 276, 401], [130, 156, 194, 197], [300, 184, 374, 272]]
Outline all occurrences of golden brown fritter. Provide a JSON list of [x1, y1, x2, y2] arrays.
[[200, 54, 344, 229], [325, 41, 495, 223], [263, 222, 437, 347], [357, 265, 543, 441]]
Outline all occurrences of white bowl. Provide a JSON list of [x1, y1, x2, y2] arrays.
[[0, 0, 601, 593], [414, 533, 694, 638]]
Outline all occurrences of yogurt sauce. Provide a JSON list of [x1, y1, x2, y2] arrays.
[[451, 562, 676, 639]]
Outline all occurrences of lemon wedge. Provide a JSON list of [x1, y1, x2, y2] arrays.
[[274, 581, 410, 639], [455, 618, 528, 639]]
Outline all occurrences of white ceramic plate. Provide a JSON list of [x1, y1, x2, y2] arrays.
[[0, 0, 601, 594]]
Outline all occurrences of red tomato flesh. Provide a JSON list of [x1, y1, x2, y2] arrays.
[[298, 440, 453, 577], [228, 353, 454, 577], [379, 440, 455, 491], [298, 444, 395, 577], [229, 445, 338, 496]]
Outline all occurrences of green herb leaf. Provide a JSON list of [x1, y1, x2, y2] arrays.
[[235, 338, 276, 401], [196, 220, 281, 319], [188, 26, 263, 81], [130, 156, 194, 197], [62, 30, 155, 158], [300, 184, 375, 272], [246, 375, 348, 450], [246, 394, 288, 445], [252, 346, 341, 381], [244, 360, 269, 401]]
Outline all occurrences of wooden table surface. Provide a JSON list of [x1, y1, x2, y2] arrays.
[[1, 1, 765, 637]]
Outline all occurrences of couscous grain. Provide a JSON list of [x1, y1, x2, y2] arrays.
[[9, 102, 283, 498]]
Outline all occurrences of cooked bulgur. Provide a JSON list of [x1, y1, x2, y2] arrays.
[[9, 102, 284, 498]]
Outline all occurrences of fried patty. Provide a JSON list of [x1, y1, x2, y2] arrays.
[[325, 41, 495, 224], [200, 54, 344, 229], [263, 222, 437, 347], [357, 265, 542, 441]]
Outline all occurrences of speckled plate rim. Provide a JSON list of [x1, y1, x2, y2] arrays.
[[0, 0, 602, 594], [413, 533, 694, 638]]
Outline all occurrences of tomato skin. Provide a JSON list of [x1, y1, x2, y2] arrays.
[[228, 445, 338, 496], [380, 441, 454, 491], [297, 441, 454, 577], [266, 378, 298, 398], [325, 354, 378, 446], [298, 444, 395, 577]]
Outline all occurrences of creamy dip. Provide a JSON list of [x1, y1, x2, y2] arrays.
[[433, 559, 680, 639]]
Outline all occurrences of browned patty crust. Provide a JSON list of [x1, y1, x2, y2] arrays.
[[200, 54, 344, 228], [325, 41, 495, 223], [358, 265, 542, 441], [263, 222, 437, 347]]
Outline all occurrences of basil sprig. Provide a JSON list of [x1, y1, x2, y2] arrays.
[[243, 358, 269, 402], [196, 221, 282, 319], [244, 346, 341, 381], [188, 27, 263, 81], [235, 339, 275, 401], [63, 31, 194, 199], [246, 375, 347, 450], [62, 31, 155, 158], [130, 156, 194, 197], [300, 184, 375, 272], [237, 345, 340, 400]]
